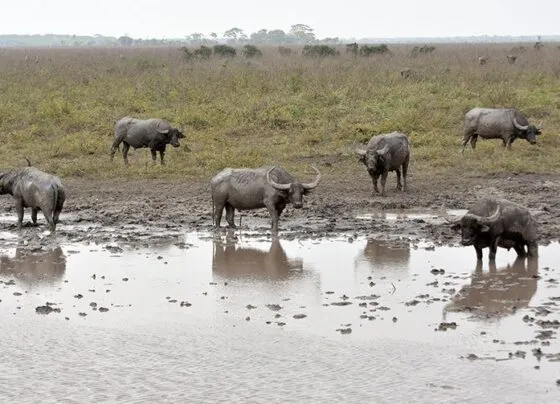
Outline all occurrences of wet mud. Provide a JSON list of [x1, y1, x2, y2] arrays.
[[1, 173, 560, 402]]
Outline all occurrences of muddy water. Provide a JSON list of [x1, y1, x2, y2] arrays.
[[1, 232, 559, 403]]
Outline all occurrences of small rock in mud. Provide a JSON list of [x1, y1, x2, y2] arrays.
[[246, 304, 257, 310], [13, 292, 22, 296], [180, 301, 192, 307], [536, 320, 560, 329], [405, 299, 420, 306], [430, 269, 445, 275], [392, 317, 398, 322], [437, 322, 457, 331], [325, 291, 334, 295], [89, 302, 97, 308], [74, 294, 83, 299], [245, 317, 250, 321], [99, 307, 109, 312], [509, 350, 526, 359], [331, 301, 352, 306], [168, 299, 177, 303], [122, 278, 129, 282], [35, 305, 60, 315], [536, 330, 555, 340], [266, 304, 282, 311], [293, 314, 307, 319], [78, 312, 87, 317], [336, 328, 352, 335], [277, 322, 286, 326]]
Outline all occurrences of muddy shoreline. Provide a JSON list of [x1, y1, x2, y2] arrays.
[[1, 172, 558, 247]]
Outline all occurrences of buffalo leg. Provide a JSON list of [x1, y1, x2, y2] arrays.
[[265, 202, 279, 234], [110, 137, 122, 161], [42, 208, 56, 232], [402, 160, 409, 192], [380, 172, 388, 196], [122, 143, 130, 165], [527, 242, 539, 258], [488, 238, 499, 260], [150, 149, 157, 164], [213, 203, 224, 228], [159, 150, 165, 165], [461, 132, 472, 153], [474, 246, 483, 260], [225, 203, 236, 228], [15, 198, 24, 228], [31, 208, 38, 225], [395, 168, 402, 191], [371, 175, 380, 195], [514, 243, 526, 258], [470, 135, 478, 150], [54, 188, 65, 225]]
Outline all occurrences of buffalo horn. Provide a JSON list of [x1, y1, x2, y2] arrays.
[[512, 117, 529, 131], [302, 166, 321, 190], [266, 167, 291, 190], [463, 206, 501, 225]]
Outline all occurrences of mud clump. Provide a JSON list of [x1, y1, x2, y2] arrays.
[[437, 322, 458, 331], [35, 305, 61, 315]]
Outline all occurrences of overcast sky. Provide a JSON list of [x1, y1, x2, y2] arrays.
[[2, 0, 558, 39]]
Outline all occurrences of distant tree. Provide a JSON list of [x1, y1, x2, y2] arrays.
[[268, 29, 289, 44], [213, 44, 236, 57], [224, 27, 246, 43], [242, 44, 262, 58], [210, 32, 218, 39], [289, 24, 315, 43], [187, 33, 205, 44], [118, 35, 133, 47]]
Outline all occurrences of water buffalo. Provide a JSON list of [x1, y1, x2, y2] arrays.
[[110, 117, 185, 165], [461, 108, 542, 152], [450, 198, 538, 261], [506, 54, 518, 64], [212, 238, 303, 280], [355, 132, 410, 196], [478, 56, 488, 66], [443, 257, 538, 319], [210, 165, 321, 233], [0, 166, 65, 231]]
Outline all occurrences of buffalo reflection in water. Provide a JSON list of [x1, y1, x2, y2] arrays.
[[444, 257, 538, 319], [0, 247, 66, 286], [212, 238, 304, 280], [356, 238, 410, 271]]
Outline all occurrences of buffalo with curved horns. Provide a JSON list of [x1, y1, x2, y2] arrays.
[[210, 166, 321, 233]]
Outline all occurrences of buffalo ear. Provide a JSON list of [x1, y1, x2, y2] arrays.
[[450, 223, 461, 231], [480, 225, 490, 233]]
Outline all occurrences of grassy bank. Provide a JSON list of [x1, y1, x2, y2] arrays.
[[1, 44, 559, 180]]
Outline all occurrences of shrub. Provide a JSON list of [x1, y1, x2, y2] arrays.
[[194, 45, 212, 59], [359, 44, 390, 56], [411, 45, 436, 57], [302, 45, 338, 58], [278, 46, 293, 56], [242, 45, 262, 58], [346, 43, 358, 57], [213, 44, 236, 57]]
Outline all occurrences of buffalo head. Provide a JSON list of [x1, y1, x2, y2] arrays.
[[513, 117, 542, 145], [266, 166, 321, 209], [452, 206, 501, 246], [356, 144, 389, 175], [157, 127, 185, 148]]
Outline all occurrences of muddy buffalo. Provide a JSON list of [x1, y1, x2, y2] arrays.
[[110, 117, 185, 165], [0, 166, 65, 231], [451, 198, 538, 261], [210, 166, 321, 233], [212, 238, 303, 280], [461, 108, 541, 152], [443, 257, 538, 319], [356, 132, 410, 196]]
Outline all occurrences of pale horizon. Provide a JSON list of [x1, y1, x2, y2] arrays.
[[1, 0, 558, 40]]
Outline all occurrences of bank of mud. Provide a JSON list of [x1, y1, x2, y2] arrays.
[[2, 171, 557, 247]]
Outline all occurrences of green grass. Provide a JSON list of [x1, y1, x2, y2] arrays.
[[1, 44, 559, 180]]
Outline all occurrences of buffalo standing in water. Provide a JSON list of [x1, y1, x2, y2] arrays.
[[355, 132, 410, 196], [0, 165, 65, 231], [450, 198, 538, 261], [210, 166, 321, 233], [110, 117, 185, 165], [461, 108, 542, 152]]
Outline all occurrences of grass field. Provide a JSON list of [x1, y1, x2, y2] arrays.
[[1, 43, 559, 180]]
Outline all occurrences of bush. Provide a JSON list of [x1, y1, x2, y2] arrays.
[[213, 44, 236, 57], [194, 45, 212, 59], [359, 44, 390, 56], [346, 43, 358, 57], [242, 45, 262, 58], [411, 45, 436, 57], [302, 45, 338, 58], [278, 46, 293, 56]]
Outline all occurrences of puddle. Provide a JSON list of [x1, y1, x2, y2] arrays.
[[355, 208, 467, 221], [1, 232, 559, 402]]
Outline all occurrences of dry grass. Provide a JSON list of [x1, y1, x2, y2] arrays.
[[0, 43, 559, 180]]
